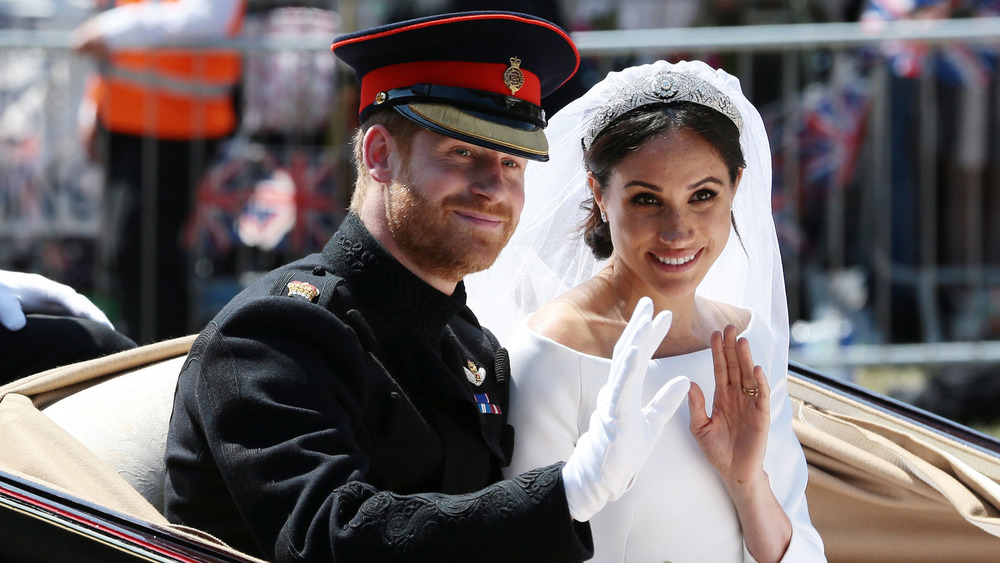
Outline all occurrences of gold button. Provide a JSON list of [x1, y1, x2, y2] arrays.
[[375, 91, 387, 104]]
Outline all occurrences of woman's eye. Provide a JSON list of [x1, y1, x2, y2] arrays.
[[692, 189, 718, 202], [631, 193, 659, 205]]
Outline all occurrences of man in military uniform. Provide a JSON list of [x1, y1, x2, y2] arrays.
[[164, 12, 689, 562]]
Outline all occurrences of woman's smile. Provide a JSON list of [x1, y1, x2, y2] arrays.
[[651, 248, 702, 270]]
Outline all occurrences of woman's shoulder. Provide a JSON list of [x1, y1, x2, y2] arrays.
[[697, 296, 752, 335], [525, 285, 615, 358], [525, 297, 596, 351]]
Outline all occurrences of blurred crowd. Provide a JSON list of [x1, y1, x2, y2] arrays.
[[3, 1, 1000, 427]]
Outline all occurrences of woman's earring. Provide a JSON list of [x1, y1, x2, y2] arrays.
[[600, 211, 608, 223]]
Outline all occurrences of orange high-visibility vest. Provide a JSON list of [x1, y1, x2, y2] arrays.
[[92, 0, 244, 139]]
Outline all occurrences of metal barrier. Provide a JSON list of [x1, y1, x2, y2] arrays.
[[3, 18, 1000, 369]]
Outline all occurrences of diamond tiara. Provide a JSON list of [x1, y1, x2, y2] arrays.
[[583, 69, 743, 151]]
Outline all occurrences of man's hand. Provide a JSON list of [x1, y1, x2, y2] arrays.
[[561, 296, 690, 521], [0, 270, 113, 331]]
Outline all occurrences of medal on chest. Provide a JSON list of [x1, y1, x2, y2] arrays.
[[464, 359, 486, 386], [474, 393, 502, 415], [465, 359, 501, 414]]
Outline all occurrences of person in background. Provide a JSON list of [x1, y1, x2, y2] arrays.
[[859, 0, 1000, 343], [72, 0, 246, 343], [0, 269, 135, 384], [163, 12, 691, 562]]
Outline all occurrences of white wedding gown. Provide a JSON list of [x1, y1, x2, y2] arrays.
[[502, 310, 826, 562]]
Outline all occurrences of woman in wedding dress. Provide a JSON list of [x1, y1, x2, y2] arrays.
[[467, 60, 826, 562]]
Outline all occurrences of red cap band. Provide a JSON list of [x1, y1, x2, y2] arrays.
[[360, 60, 541, 114]]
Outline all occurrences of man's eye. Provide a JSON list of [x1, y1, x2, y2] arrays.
[[502, 159, 518, 168], [455, 148, 472, 157]]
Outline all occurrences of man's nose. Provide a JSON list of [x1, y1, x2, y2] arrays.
[[469, 159, 507, 200]]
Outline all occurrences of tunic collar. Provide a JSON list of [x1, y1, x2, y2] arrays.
[[323, 213, 469, 340]]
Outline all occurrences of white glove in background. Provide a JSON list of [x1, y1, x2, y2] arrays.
[[0, 270, 114, 331], [561, 297, 691, 522]]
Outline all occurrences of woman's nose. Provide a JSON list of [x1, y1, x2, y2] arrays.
[[659, 207, 692, 242]]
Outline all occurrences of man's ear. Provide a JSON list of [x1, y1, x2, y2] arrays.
[[363, 125, 395, 184]]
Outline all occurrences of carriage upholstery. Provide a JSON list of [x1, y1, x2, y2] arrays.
[[0, 336, 193, 521], [2, 337, 1000, 562], [0, 336, 264, 562], [40, 354, 185, 512], [790, 376, 1000, 562]]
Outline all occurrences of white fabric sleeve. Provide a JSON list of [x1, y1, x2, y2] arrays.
[[754, 330, 827, 562], [96, 0, 244, 49], [502, 323, 585, 479]]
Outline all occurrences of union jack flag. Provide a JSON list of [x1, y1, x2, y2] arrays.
[[764, 64, 873, 256], [184, 142, 346, 257], [182, 142, 251, 255], [237, 163, 296, 252], [283, 147, 345, 254], [861, 0, 1000, 84]]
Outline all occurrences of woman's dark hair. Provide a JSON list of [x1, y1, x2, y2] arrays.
[[581, 101, 745, 259]]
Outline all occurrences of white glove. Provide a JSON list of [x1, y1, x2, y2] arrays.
[[0, 270, 113, 331], [562, 296, 691, 522]]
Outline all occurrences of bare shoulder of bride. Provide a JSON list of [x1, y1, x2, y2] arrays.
[[699, 296, 751, 334], [527, 287, 614, 357]]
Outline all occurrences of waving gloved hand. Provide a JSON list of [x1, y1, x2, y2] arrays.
[[561, 296, 691, 522], [0, 270, 113, 331]]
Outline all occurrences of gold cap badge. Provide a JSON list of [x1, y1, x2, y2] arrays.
[[287, 281, 319, 302], [503, 57, 524, 95]]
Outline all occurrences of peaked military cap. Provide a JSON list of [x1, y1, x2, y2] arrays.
[[331, 11, 580, 161]]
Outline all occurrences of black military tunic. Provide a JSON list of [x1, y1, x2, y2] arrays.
[[164, 213, 592, 562]]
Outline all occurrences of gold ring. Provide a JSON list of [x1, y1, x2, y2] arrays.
[[741, 386, 760, 398]]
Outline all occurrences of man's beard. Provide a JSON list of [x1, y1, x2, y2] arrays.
[[384, 173, 517, 285]]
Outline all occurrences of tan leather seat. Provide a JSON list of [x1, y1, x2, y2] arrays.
[[0, 336, 194, 524], [41, 355, 185, 512]]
